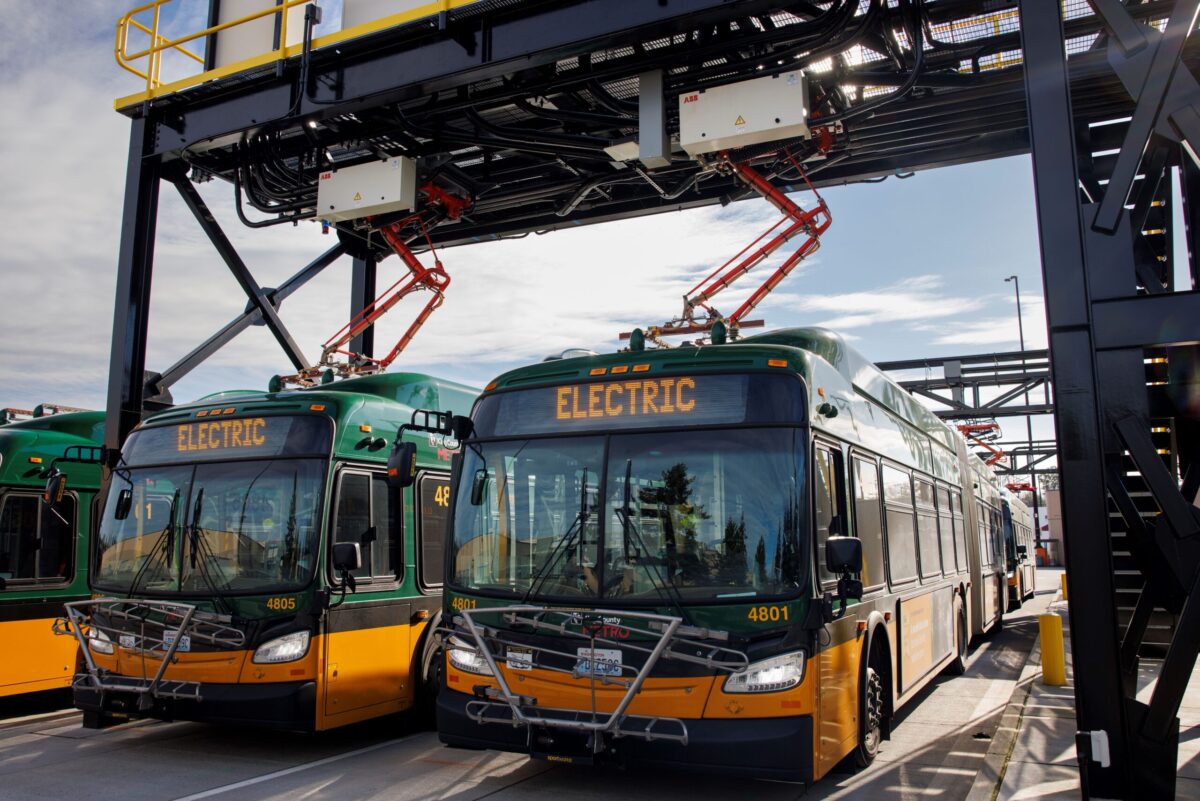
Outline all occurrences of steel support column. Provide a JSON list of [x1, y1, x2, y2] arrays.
[[1019, 3, 1131, 796], [104, 117, 162, 472], [349, 253, 377, 361]]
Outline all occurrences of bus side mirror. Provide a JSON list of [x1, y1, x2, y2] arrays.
[[114, 489, 133, 521], [387, 441, 418, 489], [332, 542, 361, 594], [469, 469, 487, 506], [42, 471, 67, 508], [1017, 544, 1028, 558], [825, 536, 862, 575], [449, 414, 473, 443]]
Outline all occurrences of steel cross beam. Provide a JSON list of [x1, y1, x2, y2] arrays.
[[171, 176, 309, 372], [149, 243, 346, 396]]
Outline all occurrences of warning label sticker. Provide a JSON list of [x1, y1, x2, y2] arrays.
[[734, 115, 746, 126]]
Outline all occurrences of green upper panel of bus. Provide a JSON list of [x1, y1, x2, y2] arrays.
[[135, 372, 478, 463], [481, 327, 955, 450], [0, 411, 105, 489]]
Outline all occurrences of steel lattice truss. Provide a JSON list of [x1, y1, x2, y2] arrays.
[[134, 0, 1185, 253]]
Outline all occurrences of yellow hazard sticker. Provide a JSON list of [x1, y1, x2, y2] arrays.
[[734, 115, 746, 126], [352, 191, 362, 201]]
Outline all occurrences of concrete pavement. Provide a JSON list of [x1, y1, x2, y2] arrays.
[[966, 585, 1200, 800], [0, 572, 1062, 801]]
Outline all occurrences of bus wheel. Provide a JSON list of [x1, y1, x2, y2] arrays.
[[946, 600, 969, 676], [854, 664, 885, 768]]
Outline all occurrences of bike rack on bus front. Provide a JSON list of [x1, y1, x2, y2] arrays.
[[446, 606, 749, 752], [53, 598, 246, 709]]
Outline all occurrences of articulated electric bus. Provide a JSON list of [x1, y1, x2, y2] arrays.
[[432, 327, 1008, 781], [1001, 490, 1036, 610], [53, 373, 475, 731], [0, 409, 102, 698]]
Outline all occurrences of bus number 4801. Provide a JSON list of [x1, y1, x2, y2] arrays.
[[748, 605, 789, 623]]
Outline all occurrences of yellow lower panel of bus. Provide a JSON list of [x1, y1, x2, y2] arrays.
[[318, 623, 417, 730], [446, 656, 816, 721], [0, 618, 78, 697]]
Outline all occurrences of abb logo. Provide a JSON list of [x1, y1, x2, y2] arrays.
[[682, 94, 700, 104], [318, 172, 332, 181]]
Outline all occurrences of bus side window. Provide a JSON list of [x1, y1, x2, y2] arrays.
[[882, 465, 918, 585], [417, 474, 451, 591], [914, 478, 940, 580], [334, 472, 400, 581], [334, 474, 373, 579], [370, 475, 401, 580], [951, 490, 967, 572], [814, 446, 845, 587], [936, 486, 955, 575], [851, 457, 886, 590], [0, 493, 74, 585]]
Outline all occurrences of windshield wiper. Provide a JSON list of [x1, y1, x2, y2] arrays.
[[521, 468, 591, 603], [185, 489, 234, 615], [613, 460, 693, 625], [282, 473, 299, 582], [127, 488, 179, 597]]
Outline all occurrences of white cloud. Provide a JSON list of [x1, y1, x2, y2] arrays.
[[777, 274, 986, 330]]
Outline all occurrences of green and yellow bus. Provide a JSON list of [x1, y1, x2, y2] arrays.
[[432, 327, 1008, 780], [54, 373, 475, 730], [0, 409, 102, 698]]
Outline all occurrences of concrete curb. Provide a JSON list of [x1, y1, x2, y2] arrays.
[[963, 595, 1063, 801]]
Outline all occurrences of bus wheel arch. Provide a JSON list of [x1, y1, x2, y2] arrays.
[[414, 609, 445, 716]]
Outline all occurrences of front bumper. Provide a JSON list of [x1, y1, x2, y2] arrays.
[[73, 678, 317, 732], [436, 687, 814, 781]]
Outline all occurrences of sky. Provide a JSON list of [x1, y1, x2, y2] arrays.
[[0, 2, 1062, 456]]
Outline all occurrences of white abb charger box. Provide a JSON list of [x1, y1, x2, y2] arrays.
[[679, 71, 810, 156], [317, 157, 417, 223]]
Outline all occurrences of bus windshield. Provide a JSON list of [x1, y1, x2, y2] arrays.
[[94, 416, 332, 595], [95, 460, 325, 594], [450, 428, 805, 602]]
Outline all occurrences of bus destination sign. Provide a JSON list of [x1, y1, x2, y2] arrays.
[[554, 377, 697, 422], [121, 415, 333, 466], [176, 417, 269, 453]]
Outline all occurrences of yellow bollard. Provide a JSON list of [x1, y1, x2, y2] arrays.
[[1061, 573, 1069, 601], [1040, 614, 1066, 686]]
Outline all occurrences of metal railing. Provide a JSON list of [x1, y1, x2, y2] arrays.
[[114, 0, 313, 95], [447, 606, 747, 753], [54, 598, 245, 709]]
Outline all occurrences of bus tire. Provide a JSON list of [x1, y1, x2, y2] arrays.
[[1010, 576, 1024, 611], [946, 598, 969, 676], [854, 661, 885, 768]]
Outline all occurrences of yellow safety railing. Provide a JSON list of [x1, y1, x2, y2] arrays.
[[113, 0, 479, 108], [115, 0, 313, 95]]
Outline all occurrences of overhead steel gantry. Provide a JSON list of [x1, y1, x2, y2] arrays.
[[103, 1, 1200, 798]]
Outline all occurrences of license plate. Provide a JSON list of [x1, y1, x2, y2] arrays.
[[163, 631, 191, 652], [575, 647, 622, 676], [506, 648, 533, 671]]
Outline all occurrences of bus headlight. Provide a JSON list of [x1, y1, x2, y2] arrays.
[[447, 636, 493, 676], [88, 628, 114, 655], [253, 630, 311, 664], [723, 651, 807, 694]]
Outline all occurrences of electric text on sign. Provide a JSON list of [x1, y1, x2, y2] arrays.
[[176, 418, 268, 453], [555, 378, 697, 421]]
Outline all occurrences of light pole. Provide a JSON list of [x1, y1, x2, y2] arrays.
[[1005, 275, 1042, 548]]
